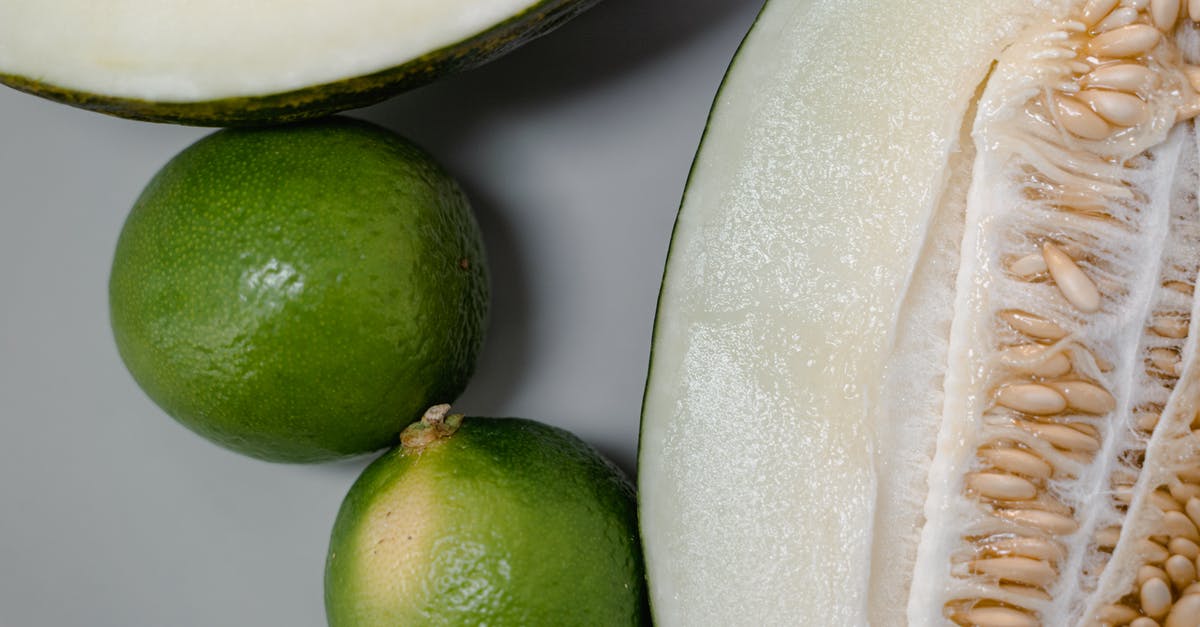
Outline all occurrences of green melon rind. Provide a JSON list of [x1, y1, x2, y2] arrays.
[[635, 0, 764, 615], [0, 0, 597, 126]]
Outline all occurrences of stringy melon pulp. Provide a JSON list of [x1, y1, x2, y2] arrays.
[[640, 1, 1200, 626]]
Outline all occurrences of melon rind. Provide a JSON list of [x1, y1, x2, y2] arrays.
[[0, 0, 595, 125], [637, 0, 1056, 624]]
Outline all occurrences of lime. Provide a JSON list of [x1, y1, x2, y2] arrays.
[[325, 406, 649, 626], [108, 118, 488, 463]]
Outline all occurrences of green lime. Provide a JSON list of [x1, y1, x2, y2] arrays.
[[108, 118, 488, 463], [325, 406, 649, 626]]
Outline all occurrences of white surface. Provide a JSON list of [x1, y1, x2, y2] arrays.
[[0, 1, 762, 625]]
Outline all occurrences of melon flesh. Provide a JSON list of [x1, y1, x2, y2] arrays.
[[640, 0, 1200, 625], [0, 0, 591, 123]]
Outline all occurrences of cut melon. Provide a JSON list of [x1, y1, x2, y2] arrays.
[[640, 0, 1200, 625], [0, 0, 595, 125]]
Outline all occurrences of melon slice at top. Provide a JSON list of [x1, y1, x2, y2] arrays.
[[0, 0, 595, 125], [641, 0, 1200, 625]]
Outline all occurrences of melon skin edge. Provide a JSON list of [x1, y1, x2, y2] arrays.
[[635, 0, 1048, 624], [0, 0, 596, 126]]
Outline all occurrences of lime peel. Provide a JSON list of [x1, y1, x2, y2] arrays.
[[108, 118, 488, 463]]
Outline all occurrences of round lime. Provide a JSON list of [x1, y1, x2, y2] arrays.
[[325, 406, 649, 625], [108, 118, 488, 463]]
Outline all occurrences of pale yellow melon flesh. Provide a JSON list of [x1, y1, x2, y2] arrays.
[[0, 0, 593, 124], [639, 0, 1037, 622], [640, 0, 1200, 625]]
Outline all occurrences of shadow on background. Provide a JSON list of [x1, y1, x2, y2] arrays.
[[594, 441, 638, 481], [329, 0, 760, 473], [369, 0, 760, 145], [452, 179, 531, 414], [366, 0, 758, 416]]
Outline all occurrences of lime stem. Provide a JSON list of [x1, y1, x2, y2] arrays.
[[400, 404, 464, 450]]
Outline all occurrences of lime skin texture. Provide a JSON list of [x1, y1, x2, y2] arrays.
[[108, 118, 489, 463], [325, 415, 650, 626]]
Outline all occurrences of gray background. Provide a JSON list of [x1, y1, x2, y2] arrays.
[[0, 1, 761, 625]]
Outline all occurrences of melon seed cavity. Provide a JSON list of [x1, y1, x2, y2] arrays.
[[908, 2, 1200, 625]]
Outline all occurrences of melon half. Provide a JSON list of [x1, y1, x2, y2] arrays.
[[640, 0, 1200, 625], [0, 0, 595, 125]]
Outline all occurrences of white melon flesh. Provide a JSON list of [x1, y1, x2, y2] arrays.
[[0, 0, 540, 101], [640, 0, 1200, 625], [0, 0, 537, 101]]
